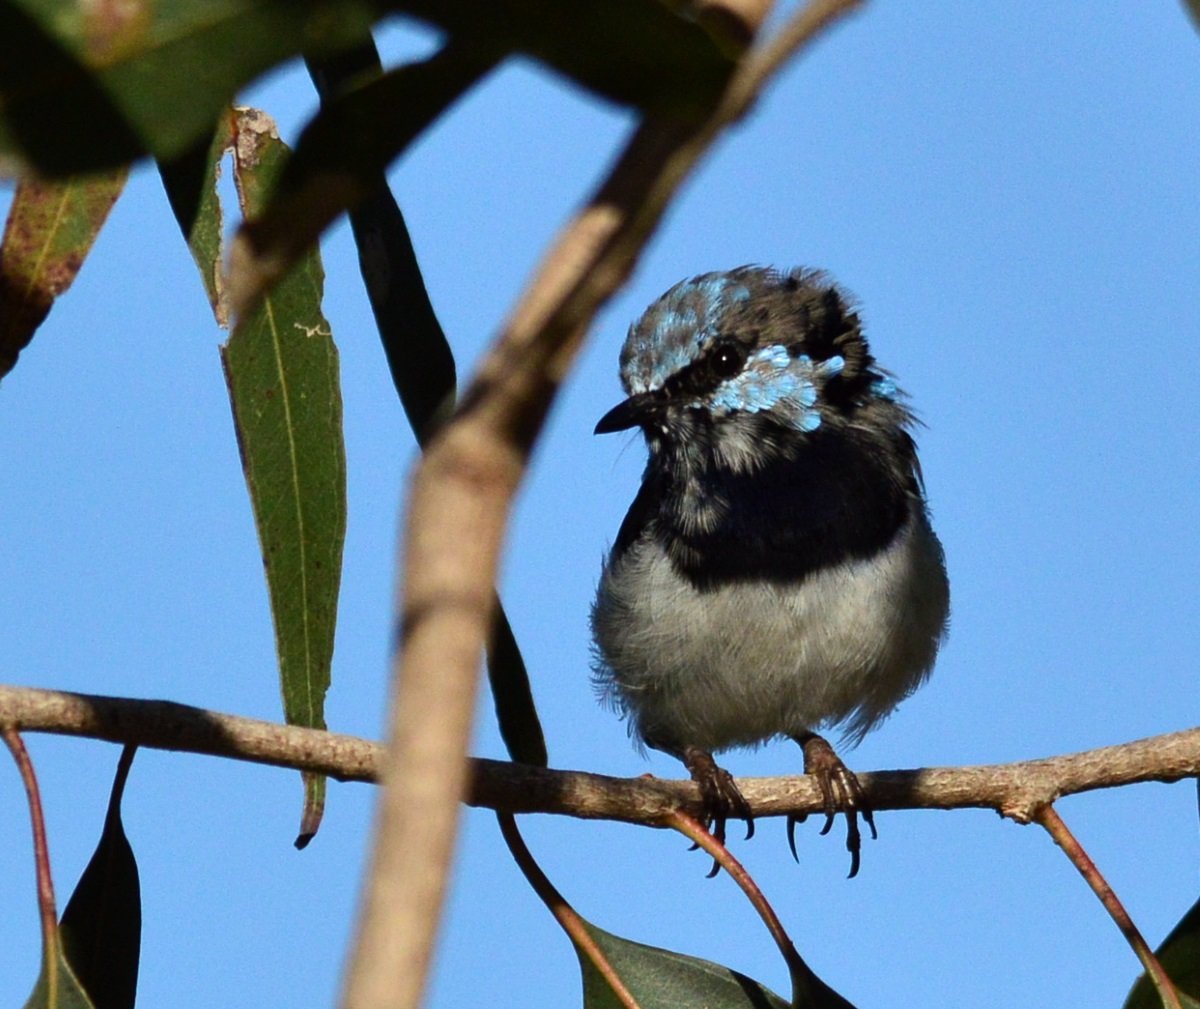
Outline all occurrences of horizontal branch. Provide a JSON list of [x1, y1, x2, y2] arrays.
[[1, 684, 1196, 824]]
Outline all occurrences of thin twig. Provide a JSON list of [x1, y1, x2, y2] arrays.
[[1035, 805, 1183, 1009]]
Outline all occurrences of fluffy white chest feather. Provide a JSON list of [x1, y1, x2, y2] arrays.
[[592, 509, 949, 753]]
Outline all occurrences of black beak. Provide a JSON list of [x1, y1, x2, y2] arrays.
[[594, 391, 662, 434]]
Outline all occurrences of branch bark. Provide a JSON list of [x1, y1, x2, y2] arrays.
[[2, 684, 1195, 826]]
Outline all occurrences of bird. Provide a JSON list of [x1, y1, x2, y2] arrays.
[[591, 266, 949, 876]]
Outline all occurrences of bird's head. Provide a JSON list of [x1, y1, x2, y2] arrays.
[[596, 267, 909, 473]]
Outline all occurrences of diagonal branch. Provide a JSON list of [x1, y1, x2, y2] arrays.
[[343, 3, 864, 1009], [1, 684, 1195, 827]]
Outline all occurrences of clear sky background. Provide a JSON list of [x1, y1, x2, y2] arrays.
[[2, 4, 1198, 1007]]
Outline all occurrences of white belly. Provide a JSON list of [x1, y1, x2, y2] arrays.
[[592, 511, 949, 752]]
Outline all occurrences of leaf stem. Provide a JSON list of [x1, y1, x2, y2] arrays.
[[1035, 804, 1181, 1009], [667, 810, 841, 1007], [496, 812, 643, 1009], [3, 728, 60, 991]]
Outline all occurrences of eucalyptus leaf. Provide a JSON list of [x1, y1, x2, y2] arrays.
[[0, 0, 382, 173], [59, 748, 141, 1009], [232, 38, 496, 316], [389, 0, 734, 116], [578, 922, 857, 1009], [223, 109, 346, 844], [0, 167, 128, 378], [160, 108, 346, 843]]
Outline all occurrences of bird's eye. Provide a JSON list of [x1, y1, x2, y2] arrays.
[[710, 342, 745, 379]]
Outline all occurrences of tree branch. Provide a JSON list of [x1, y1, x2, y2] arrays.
[[2, 684, 1195, 826], [344, 3, 864, 1008]]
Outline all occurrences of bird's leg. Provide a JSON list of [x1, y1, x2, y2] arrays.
[[676, 744, 755, 847], [787, 731, 877, 878]]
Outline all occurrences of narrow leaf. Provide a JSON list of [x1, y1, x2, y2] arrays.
[[59, 747, 141, 1009], [485, 605, 547, 766], [159, 108, 346, 841], [223, 107, 346, 841], [390, 0, 734, 116], [0, 0, 383, 174], [0, 167, 128, 378], [1124, 896, 1200, 1009]]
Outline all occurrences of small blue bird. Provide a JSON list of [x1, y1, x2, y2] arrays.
[[591, 267, 949, 875]]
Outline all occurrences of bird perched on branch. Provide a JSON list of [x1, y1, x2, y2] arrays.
[[591, 266, 949, 876]]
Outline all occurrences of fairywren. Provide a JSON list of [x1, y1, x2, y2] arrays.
[[591, 267, 949, 875]]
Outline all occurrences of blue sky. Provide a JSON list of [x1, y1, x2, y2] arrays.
[[2, 4, 1198, 1007]]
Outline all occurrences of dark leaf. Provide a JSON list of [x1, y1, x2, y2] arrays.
[[485, 603, 547, 766], [59, 747, 141, 1009], [0, 167, 128, 378], [390, 0, 735, 115], [0, 0, 383, 174], [158, 116, 232, 323]]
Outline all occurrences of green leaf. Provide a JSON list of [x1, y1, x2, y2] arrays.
[[578, 922, 856, 1009], [0, 0, 383, 175], [390, 0, 735, 116], [59, 747, 141, 1009], [160, 108, 347, 842], [1124, 896, 1200, 1009], [0, 167, 128, 379], [223, 108, 347, 841], [23, 952, 96, 1009]]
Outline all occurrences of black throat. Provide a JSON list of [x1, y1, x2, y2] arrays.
[[617, 423, 919, 591]]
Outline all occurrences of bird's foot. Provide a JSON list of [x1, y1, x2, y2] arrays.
[[679, 746, 753, 876], [787, 732, 877, 878]]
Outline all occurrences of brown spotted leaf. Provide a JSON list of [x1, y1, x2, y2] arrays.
[[0, 168, 128, 378]]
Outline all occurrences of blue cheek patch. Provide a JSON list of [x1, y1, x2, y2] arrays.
[[700, 345, 824, 432]]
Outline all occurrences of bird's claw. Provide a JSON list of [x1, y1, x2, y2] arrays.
[[679, 746, 753, 875], [786, 812, 805, 862], [792, 733, 876, 878]]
